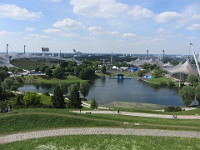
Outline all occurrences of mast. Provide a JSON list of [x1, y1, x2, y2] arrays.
[[190, 43, 200, 79]]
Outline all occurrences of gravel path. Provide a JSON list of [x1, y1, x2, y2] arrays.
[[0, 128, 200, 144], [73, 110, 200, 119]]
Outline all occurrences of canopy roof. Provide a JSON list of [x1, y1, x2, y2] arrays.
[[164, 60, 198, 76]]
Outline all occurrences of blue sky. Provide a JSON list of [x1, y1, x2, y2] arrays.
[[0, 0, 200, 55]]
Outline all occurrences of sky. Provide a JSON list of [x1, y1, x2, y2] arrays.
[[0, 0, 200, 55]]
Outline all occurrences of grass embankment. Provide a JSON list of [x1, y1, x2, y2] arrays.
[[0, 108, 200, 136], [24, 75, 84, 84], [1, 135, 199, 150]]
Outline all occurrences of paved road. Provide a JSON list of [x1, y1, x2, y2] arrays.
[[0, 128, 200, 144], [73, 110, 200, 119]]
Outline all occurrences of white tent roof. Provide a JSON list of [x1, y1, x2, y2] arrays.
[[165, 60, 198, 76]]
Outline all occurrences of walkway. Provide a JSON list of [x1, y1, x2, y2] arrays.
[[72, 110, 200, 119], [1, 128, 200, 144]]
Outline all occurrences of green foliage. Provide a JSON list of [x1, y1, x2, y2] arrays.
[[53, 67, 65, 79], [0, 101, 7, 112], [0, 66, 9, 81], [195, 85, 200, 101], [51, 85, 65, 108], [137, 70, 147, 77], [23, 92, 41, 106], [164, 106, 182, 112], [159, 81, 167, 86], [179, 86, 195, 106], [152, 69, 161, 78], [2, 78, 14, 90], [168, 81, 175, 87], [90, 99, 98, 109], [60, 61, 69, 68], [43, 92, 50, 96], [143, 63, 158, 70], [187, 74, 198, 85], [69, 84, 81, 108], [80, 82, 90, 98], [101, 65, 106, 74], [45, 68, 52, 76], [59, 81, 68, 94]]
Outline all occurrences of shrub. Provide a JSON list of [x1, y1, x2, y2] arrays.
[[164, 106, 182, 112]]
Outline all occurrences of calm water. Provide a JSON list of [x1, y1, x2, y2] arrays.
[[18, 78, 184, 106]]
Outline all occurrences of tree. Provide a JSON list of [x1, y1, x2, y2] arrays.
[[53, 67, 65, 79], [80, 82, 90, 99], [101, 65, 106, 74], [45, 68, 52, 76], [51, 85, 65, 108], [59, 81, 68, 94], [195, 85, 200, 102], [187, 74, 198, 85], [90, 99, 98, 109], [152, 69, 161, 78], [179, 86, 195, 106], [69, 84, 81, 108], [23, 92, 41, 106]]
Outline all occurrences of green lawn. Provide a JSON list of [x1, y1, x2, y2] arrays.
[[0, 135, 199, 150], [0, 108, 200, 135]]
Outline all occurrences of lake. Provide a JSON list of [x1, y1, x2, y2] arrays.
[[18, 78, 184, 106]]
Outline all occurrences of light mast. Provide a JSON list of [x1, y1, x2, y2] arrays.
[[190, 43, 200, 79]]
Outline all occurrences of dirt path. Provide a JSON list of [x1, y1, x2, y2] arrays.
[[0, 128, 200, 144]]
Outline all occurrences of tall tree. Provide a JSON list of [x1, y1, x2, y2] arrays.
[[179, 86, 195, 106], [59, 81, 68, 94], [195, 85, 200, 102], [101, 65, 106, 74], [80, 82, 90, 99], [90, 98, 98, 109], [69, 84, 81, 108], [53, 67, 65, 79], [187, 74, 198, 85], [51, 85, 65, 108]]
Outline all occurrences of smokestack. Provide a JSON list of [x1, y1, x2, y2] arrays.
[[6, 44, 8, 54], [24, 45, 26, 54]]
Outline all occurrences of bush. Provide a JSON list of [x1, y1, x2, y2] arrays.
[[159, 81, 167, 86], [168, 81, 175, 87], [164, 106, 182, 112]]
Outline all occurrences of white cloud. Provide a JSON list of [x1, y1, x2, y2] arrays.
[[25, 27, 35, 32], [88, 26, 119, 36], [128, 5, 154, 19], [70, 0, 128, 18], [43, 28, 62, 33], [192, 14, 200, 20], [50, 0, 62, 3], [53, 18, 83, 30], [27, 34, 49, 39], [156, 28, 172, 35], [155, 11, 183, 23], [187, 24, 200, 30], [0, 4, 41, 20], [122, 33, 136, 38], [88, 26, 103, 34]]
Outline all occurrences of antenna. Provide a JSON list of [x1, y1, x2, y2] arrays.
[[190, 43, 200, 79], [24, 45, 26, 54], [146, 50, 149, 59]]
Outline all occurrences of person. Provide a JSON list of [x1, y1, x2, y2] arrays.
[[118, 109, 119, 114], [80, 109, 81, 113]]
